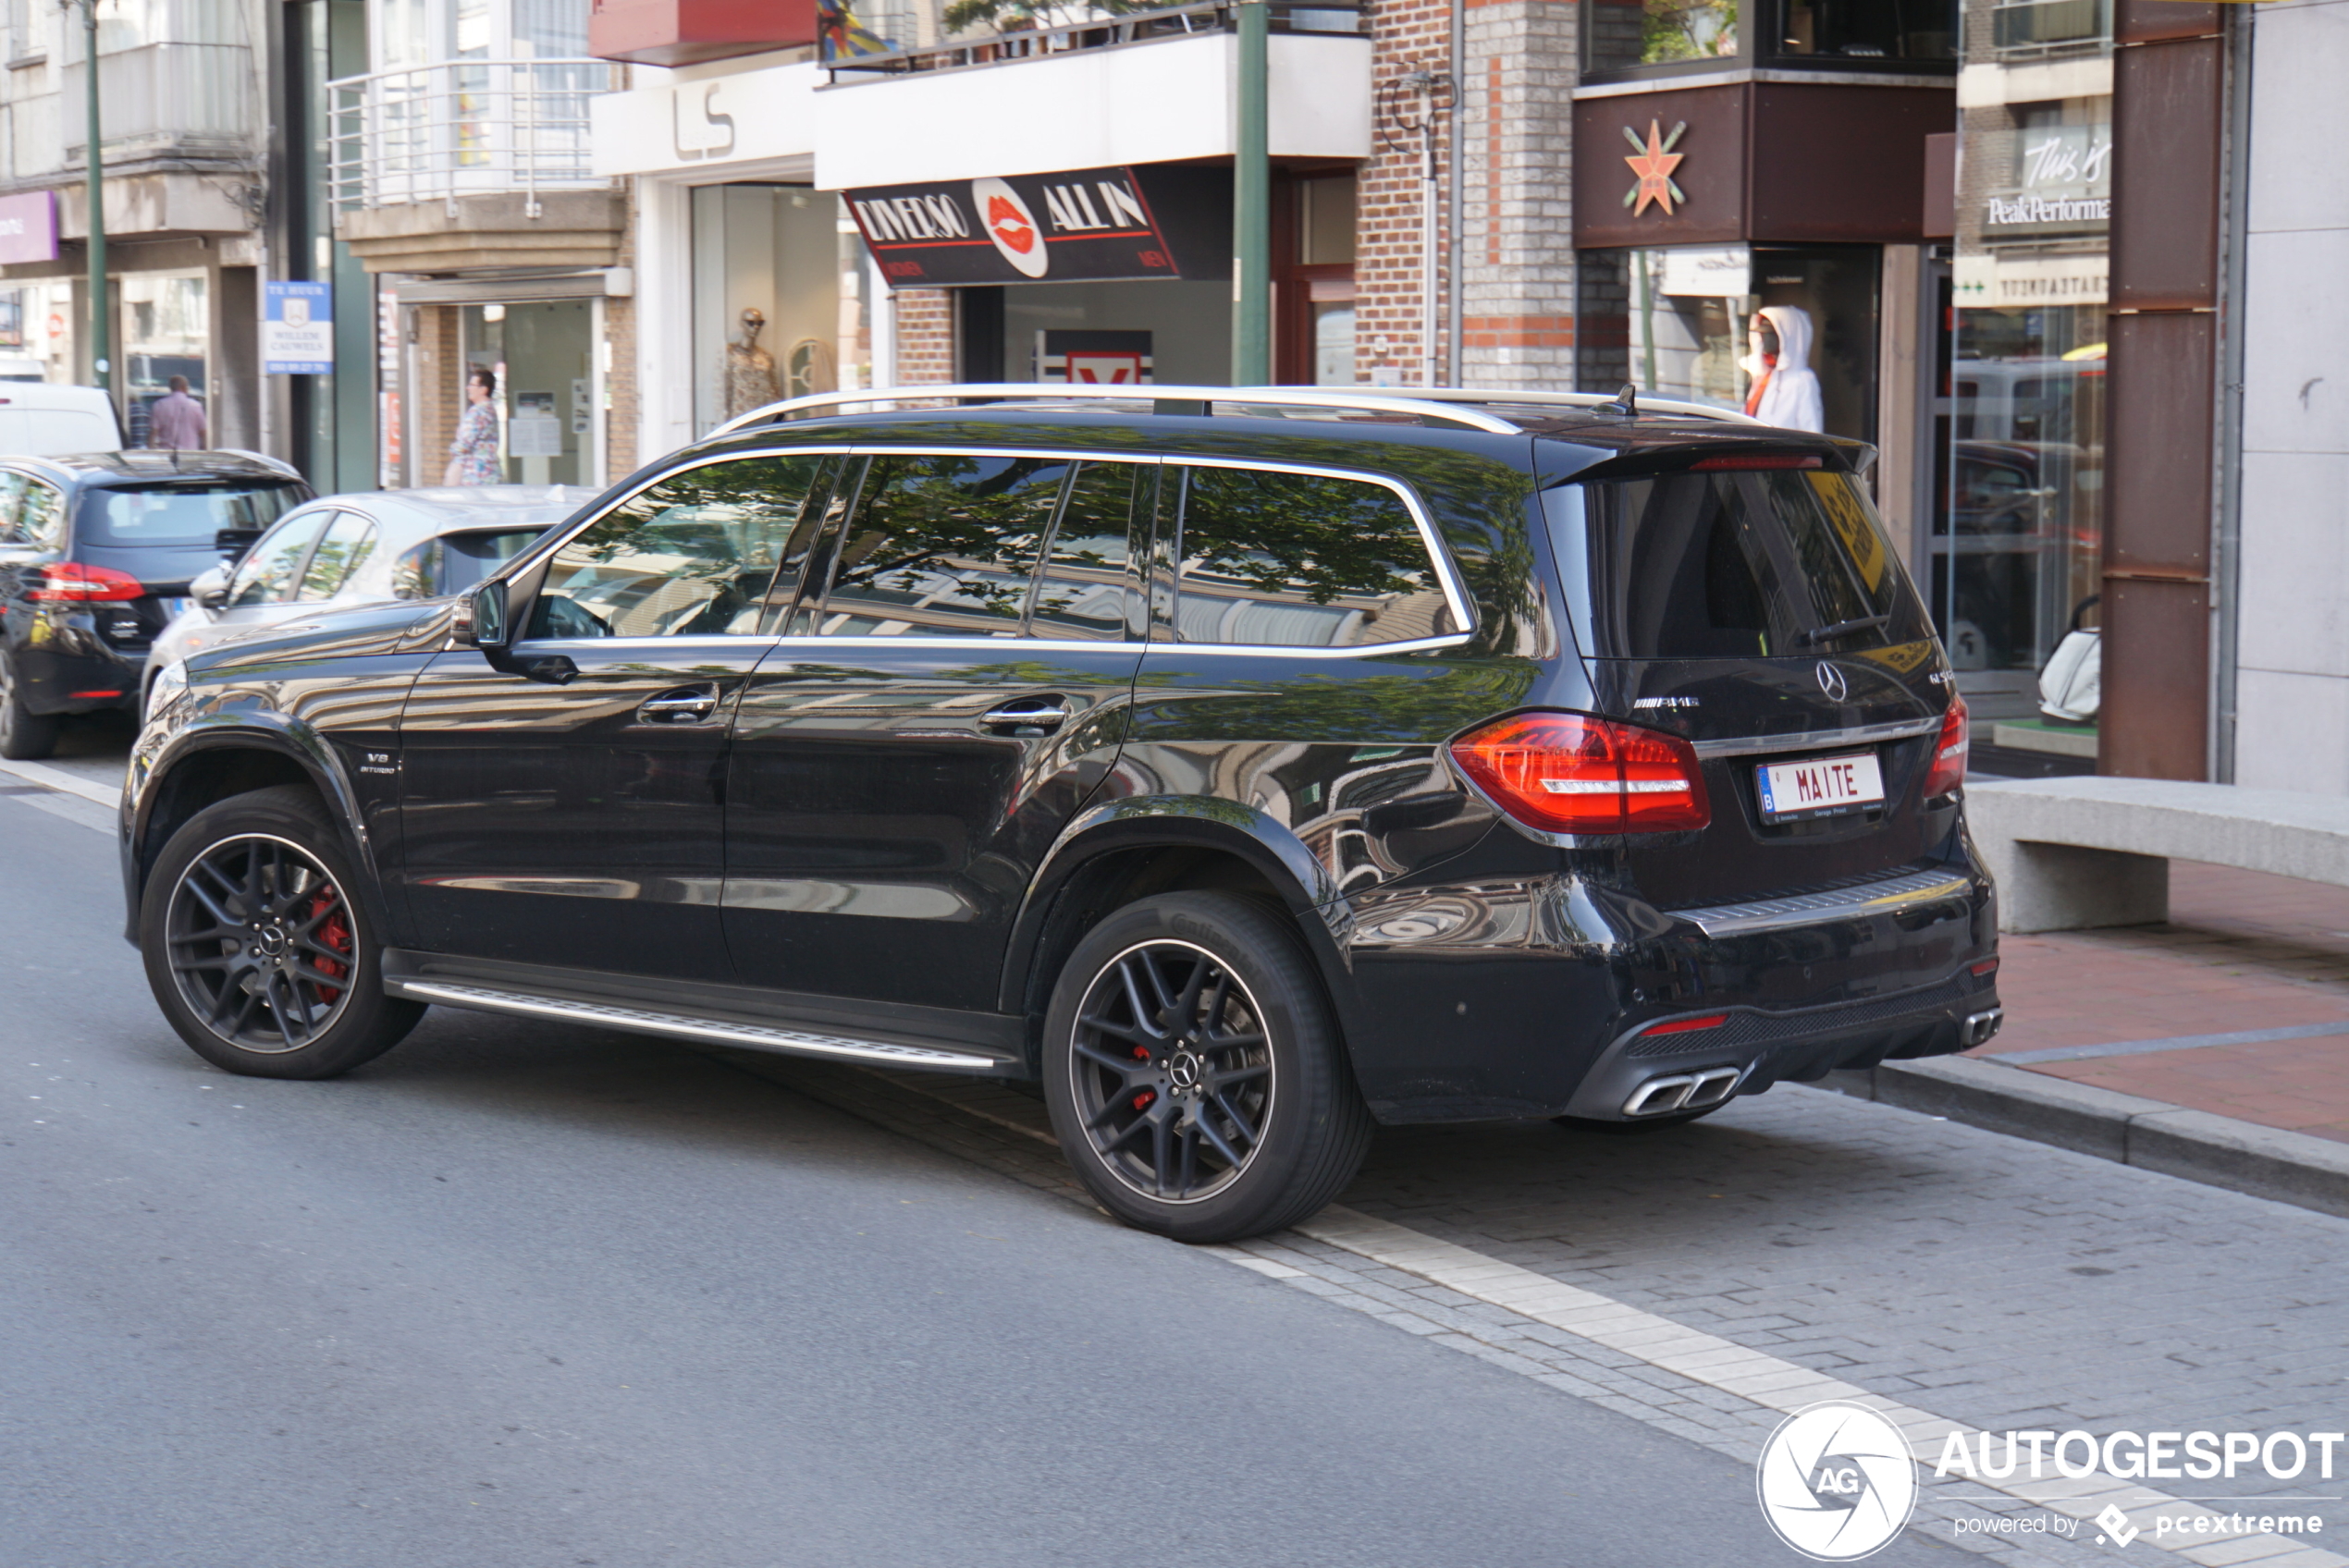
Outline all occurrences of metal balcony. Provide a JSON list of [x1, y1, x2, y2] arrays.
[[1988, 0, 2109, 56], [827, 0, 1361, 79], [326, 57, 623, 215]]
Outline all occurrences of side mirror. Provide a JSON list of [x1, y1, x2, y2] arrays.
[[470, 580, 510, 651], [190, 562, 230, 611]]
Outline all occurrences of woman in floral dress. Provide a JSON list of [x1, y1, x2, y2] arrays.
[[444, 367, 501, 485]]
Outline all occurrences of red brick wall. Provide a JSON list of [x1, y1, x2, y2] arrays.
[[894, 290, 955, 384], [1356, 0, 1457, 385]]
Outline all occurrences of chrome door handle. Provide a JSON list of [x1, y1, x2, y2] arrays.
[[980, 698, 1072, 733], [639, 686, 720, 724]]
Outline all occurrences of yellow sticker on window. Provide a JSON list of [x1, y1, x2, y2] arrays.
[[1806, 471, 1887, 594]]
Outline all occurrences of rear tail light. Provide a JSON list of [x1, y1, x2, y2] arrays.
[[1690, 452, 1824, 471], [1642, 1012, 1729, 1036], [29, 562, 144, 602], [1923, 695, 1969, 799], [1450, 712, 1711, 834]]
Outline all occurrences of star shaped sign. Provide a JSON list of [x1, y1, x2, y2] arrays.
[[1622, 119, 1689, 217]]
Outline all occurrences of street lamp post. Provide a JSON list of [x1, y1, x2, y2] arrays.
[[1231, 0, 1270, 386], [76, 0, 108, 398]]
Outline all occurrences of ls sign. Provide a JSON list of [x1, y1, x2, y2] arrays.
[[847, 165, 1224, 287]]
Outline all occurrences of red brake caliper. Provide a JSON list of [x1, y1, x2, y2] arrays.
[[307, 888, 351, 1005], [1132, 1046, 1154, 1111]]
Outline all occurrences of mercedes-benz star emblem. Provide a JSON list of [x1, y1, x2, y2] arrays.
[[1815, 662, 1849, 703]]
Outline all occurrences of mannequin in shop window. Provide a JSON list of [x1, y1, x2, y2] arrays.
[[726, 308, 781, 419], [1741, 305, 1826, 433]]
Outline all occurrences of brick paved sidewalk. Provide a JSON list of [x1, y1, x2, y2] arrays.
[[1973, 860, 2349, 1145]]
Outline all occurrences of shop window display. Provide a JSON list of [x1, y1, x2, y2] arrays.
[[1935, 0, 2109, 717], [692, 185, 868, 437], [1605, 244, 1878, 443], [1585, 0, 1953, 72], [120, 274, 208, 450]]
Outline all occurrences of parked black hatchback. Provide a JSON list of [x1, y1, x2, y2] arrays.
[[0, 451, 311, 758], [124, 386, 1998, 1243]]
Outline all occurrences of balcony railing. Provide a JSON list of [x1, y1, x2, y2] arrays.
[[826, 0, 1360, 79], [327, 57, 622, 214], [62, 42, 260, 160], [1988, 0, 2109, 56]]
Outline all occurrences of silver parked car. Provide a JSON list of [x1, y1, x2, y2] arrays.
[[143, 484, 593, 716]]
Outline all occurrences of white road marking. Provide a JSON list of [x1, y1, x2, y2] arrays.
[[1294, 1205, 2349, 1567], [0, 755, 121, 810]]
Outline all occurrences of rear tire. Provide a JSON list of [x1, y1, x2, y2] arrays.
[[0, 654, 61, 761], [140, 784, 424, 1079], [1043, 892, 1373, 1243]]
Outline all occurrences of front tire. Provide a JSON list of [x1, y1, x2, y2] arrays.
[[0, 653, 61, 761], [140, 785, 424, 1079], [1043, 892, 1373, 1243]]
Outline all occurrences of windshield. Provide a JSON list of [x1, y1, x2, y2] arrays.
[[80, 482, 306, 548], [1555, 466, 1930, 660]]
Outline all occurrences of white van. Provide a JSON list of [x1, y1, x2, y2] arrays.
[[0, 385, 123, 457]]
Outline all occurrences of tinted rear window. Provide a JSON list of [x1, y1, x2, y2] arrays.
[[391, 528, 545, 600], [1556, 467, 1928, 659], [80, 482, 305, 547]]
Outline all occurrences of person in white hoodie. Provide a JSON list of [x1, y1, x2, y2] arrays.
[[1740, 304, 1826, 433]]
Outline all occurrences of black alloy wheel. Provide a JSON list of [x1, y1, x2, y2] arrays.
[[0, 653, 61, 761], [1068, 938, 1275, 1204], [1043, 892, 1373, 1243], [141, 785, 424, 1078]]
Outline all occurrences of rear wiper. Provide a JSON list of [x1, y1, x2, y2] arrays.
[[1796, 614, 1890, 647]]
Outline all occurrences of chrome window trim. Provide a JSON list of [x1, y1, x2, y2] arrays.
[[497, 443, 1479, 656], [1138, 631, 1475, 659], [1691, 717, 1940, 760]]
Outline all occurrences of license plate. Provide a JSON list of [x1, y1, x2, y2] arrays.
[[158, 597, 191, 619], [1756, 752, 1885, 822]]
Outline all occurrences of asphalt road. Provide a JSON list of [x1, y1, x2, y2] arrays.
[[0, 787, 1981, 1568]]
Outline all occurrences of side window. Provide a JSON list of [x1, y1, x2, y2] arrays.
[[810, 452, 1068, 637], [227, 511, 330, 608], [528, 454, 830, 640], [296, 514, 378, 602], [1028, 460, 1143, 641], [19, 478, 65, 552], [1169, 466, 1458, 648], [0, 474, 26, 545]]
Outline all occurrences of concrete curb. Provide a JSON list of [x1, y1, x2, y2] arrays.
[[1813, 1055, 2349, 1221]]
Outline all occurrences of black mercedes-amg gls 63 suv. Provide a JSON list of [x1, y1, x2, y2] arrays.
[[125, 386, 1998, 1243]]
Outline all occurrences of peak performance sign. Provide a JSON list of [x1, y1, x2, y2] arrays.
[[846, 165, 1226, 288]]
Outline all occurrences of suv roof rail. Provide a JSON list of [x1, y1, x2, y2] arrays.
[[705, 383, 1771, 441], [707, 384, 1528, 438], [1393, 386, 1765, 425]]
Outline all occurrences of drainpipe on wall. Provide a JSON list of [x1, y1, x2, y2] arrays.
[[2210, 1, 2254, 784], [1447, 0, 1463, 386]]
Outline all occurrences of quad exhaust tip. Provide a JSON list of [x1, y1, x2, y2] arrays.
[[1961, 1008, 2004, 1047], [1622, 1066, 1741, 1118]]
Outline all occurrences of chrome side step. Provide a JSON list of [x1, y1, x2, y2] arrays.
[[392, 980, 1004, 1072]]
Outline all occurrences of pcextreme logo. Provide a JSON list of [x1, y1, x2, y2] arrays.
[[1757, 1401, 1919, 1561]]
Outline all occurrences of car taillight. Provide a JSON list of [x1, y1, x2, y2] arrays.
[[29, 562, 144, 602], [1689, 452, 1824, 471], [1450, 712, 1711, 834], [1923, 695, 1969, 798]]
